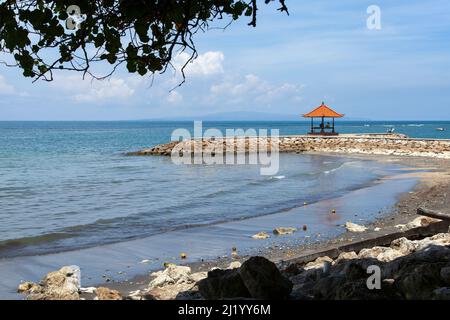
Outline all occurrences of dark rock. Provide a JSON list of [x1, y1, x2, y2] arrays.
[[334, 278, 399, 300], [440, 266, 450, 284], [239, 256, 293, 299], [432, 287, 450, 300], [394, 262, 447, 300], [197, 268, 251, 300], [313, 275, 348, 299]]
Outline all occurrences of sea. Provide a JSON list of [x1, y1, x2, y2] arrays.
[[0, 120, 448, 258], [1, 120, 448, 297]]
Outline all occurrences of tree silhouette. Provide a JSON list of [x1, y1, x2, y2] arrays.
[[0, 0, 288, 83]]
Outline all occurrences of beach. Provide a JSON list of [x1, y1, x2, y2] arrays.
[[1, 121, 450, 300], [107, 154, 450, 300], [5, 152, 450, 300]]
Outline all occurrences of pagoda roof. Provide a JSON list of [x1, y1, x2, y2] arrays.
[[303, 102, 344, 118]]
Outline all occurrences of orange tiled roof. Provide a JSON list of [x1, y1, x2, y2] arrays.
[[303, 102, 344, 118]]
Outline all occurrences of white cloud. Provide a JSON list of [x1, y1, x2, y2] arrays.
[[166, 90, 183, 104], [51, 76, 135, 102], [0, 75, 17, 95], [174, 51, 224, 77], [209, 74, 304, 106]]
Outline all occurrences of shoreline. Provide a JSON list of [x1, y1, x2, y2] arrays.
[[7, 152, 450, 300], [92, 153, 450, 299]]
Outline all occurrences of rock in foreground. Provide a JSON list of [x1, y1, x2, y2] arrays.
[[198, 256, 292, 300], [345, 222, 367, 232], [240, 256, 293, 299], [19, 265, 81, 300], [95, 287, 122, 300], [286, 233, 450, 300], [148, 265, 206, 300]]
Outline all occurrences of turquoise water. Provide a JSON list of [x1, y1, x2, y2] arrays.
[[0, 120, 446, 258]]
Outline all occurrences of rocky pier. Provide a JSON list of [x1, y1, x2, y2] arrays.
[[127, 134, 450, 159]]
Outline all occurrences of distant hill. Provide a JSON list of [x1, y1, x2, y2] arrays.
[[145, 111, 369, 121]]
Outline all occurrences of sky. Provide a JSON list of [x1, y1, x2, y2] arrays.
[[0, 0, 450, 121]]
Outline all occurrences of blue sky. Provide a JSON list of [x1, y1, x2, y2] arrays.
[[0, 0, 449, 120]]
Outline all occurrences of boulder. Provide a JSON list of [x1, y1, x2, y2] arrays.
[[358, 246, 403, 262], [273, 227, 297, 235], [147, 265, 207, 300], [239, 256, 293, 300], [228, 261, 242, 269], [390, 237, 417, 255], [413, 233, 450, 251], [406, 216, 440, 229], [304, 256, 333, 270], [377, 248, 405, 262], [440, 267, 450, 284], [149, 265, 193, 289], [432, 287, 450, 300], [334, 251, 358, 264], [25, 265, 81, 300], [252, 232, 270, 239], [95, 287, 122, 300], [345, 222, 367, 233], [17, 282, 42, 294], [197, 268, 251, 300], [394, 262, 446, 300]]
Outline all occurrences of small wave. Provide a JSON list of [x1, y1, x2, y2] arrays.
[[404, 124, 424, 127], [270, 175, 286, 180], [0, 232, 75, 251], [324, 161, 360, 174]]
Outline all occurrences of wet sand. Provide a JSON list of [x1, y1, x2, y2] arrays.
[[4, 153, 450, 300]]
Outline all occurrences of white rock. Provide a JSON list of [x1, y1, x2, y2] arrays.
[[252, 232, 270, 239], [358, 246, 404, 262], [345, 222, 367, 233], [54, 265, 81, 295], [129, 290, 141, 295], [149, 265, 193, 289], [334, 251, 358, 264], [227, 261, 242, 269], [80, 287, 97, 294], [406, 216, 441, 229], [304, 256, 333, 270], [377, 248, 404, 262], [390, 237, 418, 255]]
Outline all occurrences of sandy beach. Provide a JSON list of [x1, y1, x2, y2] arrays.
[[8, 150, 450, 300]]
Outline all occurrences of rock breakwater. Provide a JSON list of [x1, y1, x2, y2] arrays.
[[127, 134, 450, 159]]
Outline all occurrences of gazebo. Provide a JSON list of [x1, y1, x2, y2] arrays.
[[303, 102, 344, 135]]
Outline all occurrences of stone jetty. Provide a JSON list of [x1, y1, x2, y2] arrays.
[[127, 133, 450, 159]]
